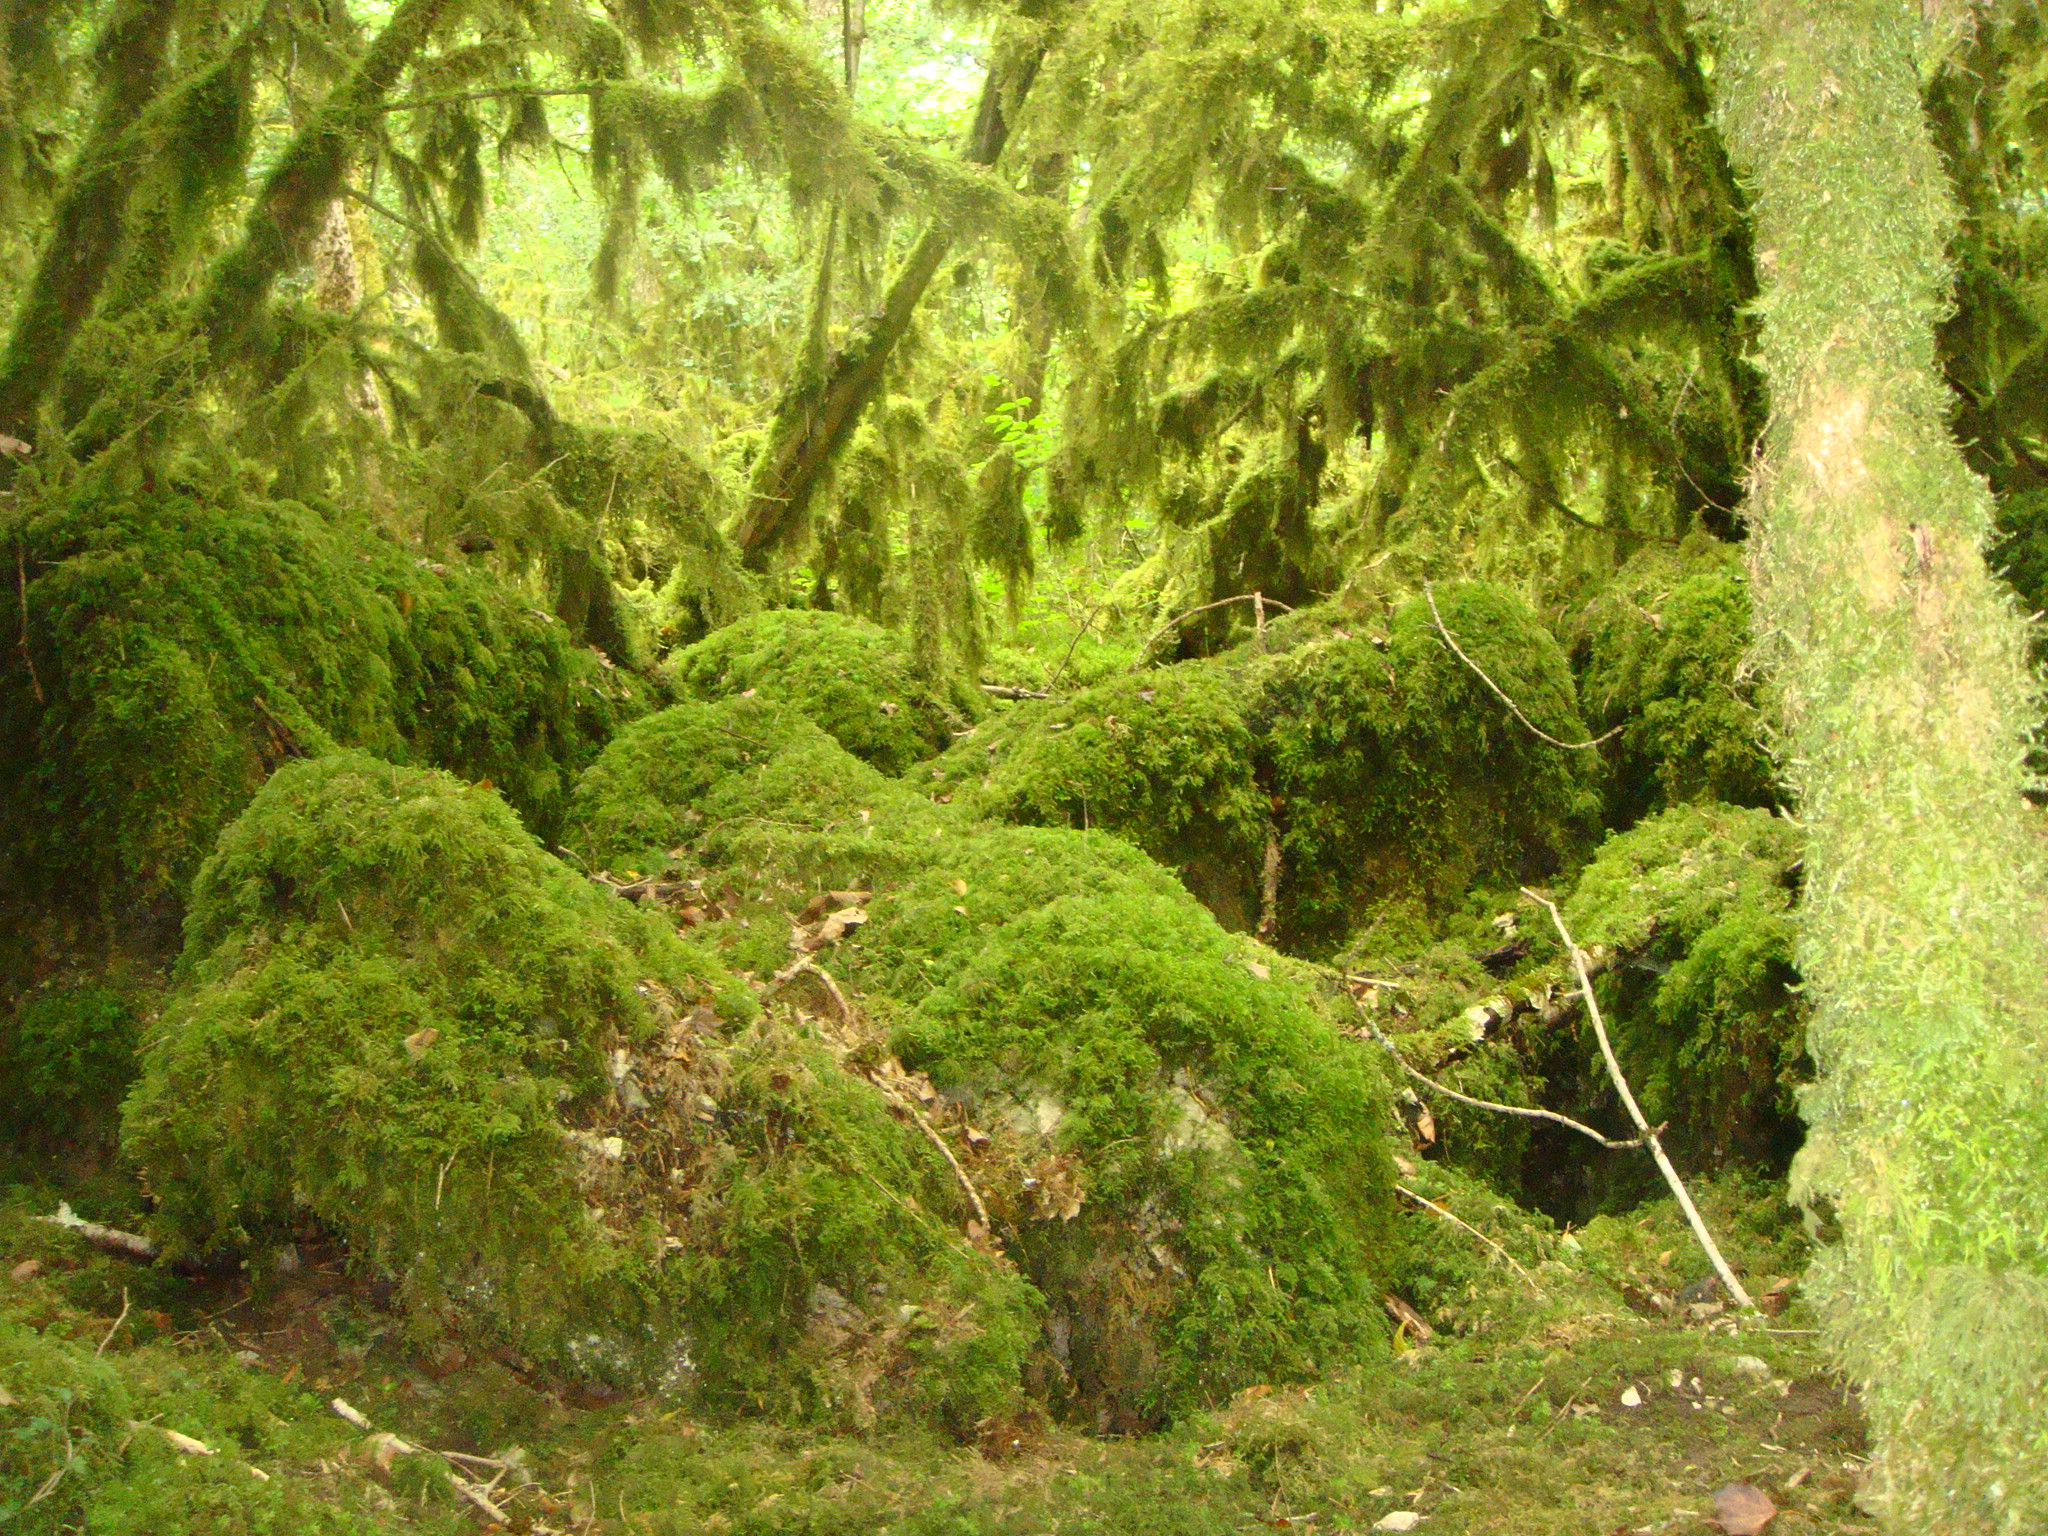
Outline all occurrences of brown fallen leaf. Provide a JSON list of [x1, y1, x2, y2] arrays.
[[403, 1027, 440, 1061], [1707, 1481, 1778, 1534], [10, 1259, 41, 1282]]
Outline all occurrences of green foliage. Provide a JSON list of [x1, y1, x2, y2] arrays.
[[667, 609, 970, 774], [0, 982, 139, 1148], [1575, 536, 1777, 821], [0, 482, 640, 916], [1567, 803, 1807, 1174]]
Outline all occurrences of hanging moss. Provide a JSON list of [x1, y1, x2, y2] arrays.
[[666, 609, 971, 775], [122, 753, 1034, 1423], [1575, 535, 1777, 822], [0, 483, 641, 921], [1565, 802, 1807, 1177]]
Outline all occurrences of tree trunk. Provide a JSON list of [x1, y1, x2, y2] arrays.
[[0, 0, 179, 456], [1700, 3, 2048, 1529], [733, 42, 1042, 569]]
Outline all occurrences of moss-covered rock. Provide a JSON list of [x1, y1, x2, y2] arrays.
[[1255, 582, 1602, 952], [0, 483, 642, 920], [123, 754, 1033, 1424], [1575, 537, 1776, 821], [1565, 802, 1807, 1175], [928, 668, 1268, 929], [666, 609, 970, 775]]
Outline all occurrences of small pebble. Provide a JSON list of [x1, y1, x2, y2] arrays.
[[9, 1259, 41, 1282]]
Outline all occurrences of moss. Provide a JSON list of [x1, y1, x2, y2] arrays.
[[1575, 536, 1776, 821], [0, 981, 140, 1151], [1254, 583, 1601, 952], [125, 752, 1030, 1423], [565, 697, 957, 898], [1564, 802, 1807, 1176], [930, 668, 1268, 929], [887, 843, 1397, 1427], [667, 609, 970, 775], [0, 483, 641, 921]]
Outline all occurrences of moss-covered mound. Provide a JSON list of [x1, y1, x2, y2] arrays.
[[666, 609, 970, 774], [894, 881, 1397, 1428], [1575, 537, 1776, 821], [122, 754, 1033, 1423], [1565, 802, 1807, 1174], [0, 980, 141, 1155], [929, 668, 1269, 930], [1255, 582, 1602, 951], [0, 483, 642, 919], [933, 583, 1599, 954]]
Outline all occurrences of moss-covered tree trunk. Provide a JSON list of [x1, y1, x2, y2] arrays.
[[1700, 3, 2048, 1528]]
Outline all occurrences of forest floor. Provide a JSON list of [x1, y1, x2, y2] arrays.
[[1, 1169, 1874, 1536]]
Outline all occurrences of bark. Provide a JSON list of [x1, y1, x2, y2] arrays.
[[0, 0, 180, 455], [1700, 3, 2048, 1529], [733, 42, 1041, 569]]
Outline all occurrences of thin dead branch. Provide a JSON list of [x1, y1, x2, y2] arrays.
[[1135, 591, 1296, 664], [37, 1202, 157, 1260], [1522, 888, 1756, 1310]]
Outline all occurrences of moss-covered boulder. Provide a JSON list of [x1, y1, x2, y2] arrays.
[[927, 667, 1268, 928], [123, 754, 1034, 1424], [0, 483, 641, 920], [1254, 582, 1602, 952], [1575, 537, 1776, 821], [666, 609, 969, 774], [1565, 802, 1807, 1175]]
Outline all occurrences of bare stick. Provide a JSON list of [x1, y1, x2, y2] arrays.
[[1396, 1185, 1541, 1296], [38, 1202, 157, 1260], [899, 1095, 992, 1232], [1424, 583, 1621, 750], [1356, 1009, 1645, 1149], [95, 1288, 130, 1356], [1522, 888, 1755, 1310]]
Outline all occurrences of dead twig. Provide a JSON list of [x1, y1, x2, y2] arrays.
[[37, 1202, 157, 1260], [1522, 888, 1755, 1311], [1357, 1009, 1645, 1150], [1396, 1185, 1541, 1296], [1424, 582, 1621, 750], [979, 683, 1049, 700], [95, 1288, 130, 1357]]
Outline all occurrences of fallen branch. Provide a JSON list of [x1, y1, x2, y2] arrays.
[[1357, 1010, 1645, 1150], [38, 1202, 157, 1260], [329, 1398, 510, 1524], [1522, 888, 1756, 1311], [1424, 582, 1621, 751], [1396, 1185, 1541, 1296], [979, 683, 1049, 700], [95, 1287, 130, 1357]]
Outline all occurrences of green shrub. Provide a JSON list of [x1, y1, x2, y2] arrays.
[[667, 609, 970, 774], [0, 483, 641, 918]]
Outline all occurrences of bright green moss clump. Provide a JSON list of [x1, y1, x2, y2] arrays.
[[1575, 537, 1776, 822], [1566, 802, 1806, 1174], [1257, 582, 1600, 951], [0, 484, 641, 918], [124, 752, 1030, 1423], [667, 608, 970, 774], [0, 981, 140, 1152]]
